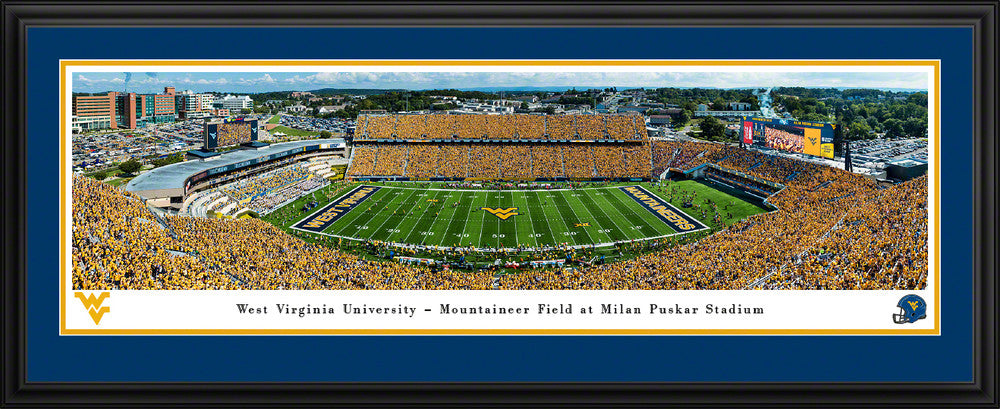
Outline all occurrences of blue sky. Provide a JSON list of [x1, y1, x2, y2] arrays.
[[72, 71, 929, 94]]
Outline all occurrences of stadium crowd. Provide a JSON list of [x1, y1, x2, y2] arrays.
[[76, 135, 928, 291], [354, 113, 645, 141], [346, 142, 650, 179], [764, 126, 805, 152], [247, 177, 329, 215], [216, 121, 252, 147], [221, 164, 315, 202], [73, 175, 494, 290]]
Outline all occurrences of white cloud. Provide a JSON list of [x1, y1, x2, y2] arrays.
[[70, 70, 928, 93]]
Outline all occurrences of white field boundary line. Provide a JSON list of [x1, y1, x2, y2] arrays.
[[601, 186, 692, 238], [630, 185, 711, 231], [435, 190, 474, 247], [520, 191, 545, 248], [344, 185, 636, 193], [580, 188, 634, 241], [414, 190, 452, 245], [288, 185, 710, 251], [293, 227, 708, 253], [366, 188, 422, 242], [326, 187, 398, 237], [594, 188, 675, 239], [550, 190, 586, 247], [287, 184, 370, 230], [566, 189, 617, 245]]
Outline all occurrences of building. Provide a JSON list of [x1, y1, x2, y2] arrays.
[[885, 158, 928, 181], [115, 91, 177, 129], [317, 105, 351, 115], [175, 92, 200, 113], [199, 94, 216, 110], [648, 115, 674, 125], [692, 110, 760, 118], [729, 102, 751, 111], [174, 89, 207, 119], [213, 94, 253, 111], [287, 105, 308, 113], [617, 105, 648, 114], [72, 88, 180, 132], [72, 92, 118, 132], [125, 139, 347, 209]]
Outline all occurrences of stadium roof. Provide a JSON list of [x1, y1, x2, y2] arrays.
[[125, 138, 345, 193], [888, 158, 928, 167]]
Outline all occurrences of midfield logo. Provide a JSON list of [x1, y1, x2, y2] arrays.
[[74, 292, 110, 325], [481, 207, 519, 220], [575, 222, 591, 227]]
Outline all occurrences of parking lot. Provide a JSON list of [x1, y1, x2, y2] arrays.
[[851, 138, 928, 162], [72, 121, 206, 172], [278, 115, 354, 133]]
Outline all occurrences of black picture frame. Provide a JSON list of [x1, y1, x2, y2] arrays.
[[2, 1, 995, 407]]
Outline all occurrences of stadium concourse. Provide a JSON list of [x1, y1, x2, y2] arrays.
[[74, 113, 929, 290], [125, 138, 348, 213]]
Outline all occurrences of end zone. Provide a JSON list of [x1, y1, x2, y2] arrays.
[[291, 185, 380, 232], [618, 185, 710, 233]]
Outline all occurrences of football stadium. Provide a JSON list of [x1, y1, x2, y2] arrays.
[[73, 112, 928, 291]]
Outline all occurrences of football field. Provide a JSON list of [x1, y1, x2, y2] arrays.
[[289, 184, 721, 249]]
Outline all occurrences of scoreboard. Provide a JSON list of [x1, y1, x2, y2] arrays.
[[741, 117, 835, 159], [204, 119, 258, 150]]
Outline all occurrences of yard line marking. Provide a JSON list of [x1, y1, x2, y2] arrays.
[[565, 189, 616, 244], [330, 187, 403, 237], [552, 190, 585, 247], [328, 187, 405, 237], [438, 191, 472, 247], [580, 188, 631, 241], [518, 191, 538, 248], [365, 188, 421, 241], [477, 191, 491, 249], [406, 192, 447, 245], [603, 187, 677, 237]]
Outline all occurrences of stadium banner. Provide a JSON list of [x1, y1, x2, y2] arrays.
[[741, 116, 835, 159], [291, 185, 381, 232], [617, 186, 708, 233], [742, 120, 754, 144]]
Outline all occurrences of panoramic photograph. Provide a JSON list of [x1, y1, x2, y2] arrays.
[[70, 69, 930, 291]]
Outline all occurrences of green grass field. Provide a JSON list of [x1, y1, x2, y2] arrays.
[[270, 125, 319, 137], [277, 181, 769, 250], [267, 114, 281, 124]]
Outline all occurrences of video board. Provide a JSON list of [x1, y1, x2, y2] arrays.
[[741, 117, 834, 159], [204, 119, 258, 149]]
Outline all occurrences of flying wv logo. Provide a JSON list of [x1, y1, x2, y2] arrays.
[[481, 207, 519, 220], [74, 292, 110, 325], [808, 136, 818, 145]]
